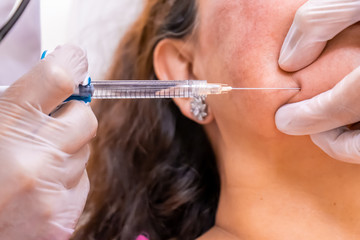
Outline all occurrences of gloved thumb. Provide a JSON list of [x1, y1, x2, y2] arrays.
[[311, 127, 360, 164], [275, 66, 360, 135], [1, 44, 89, 114], [44, 44, 89, 86], [279, 0, 360, 72]]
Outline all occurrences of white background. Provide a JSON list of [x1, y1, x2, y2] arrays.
[[40, 0, 143, 78], [40, 0, 72, 51]]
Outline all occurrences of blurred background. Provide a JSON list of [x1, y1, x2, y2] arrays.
[[40, 0, 143, 78]]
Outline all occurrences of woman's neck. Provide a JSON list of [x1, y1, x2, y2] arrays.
[[206, 128, 360, 240]]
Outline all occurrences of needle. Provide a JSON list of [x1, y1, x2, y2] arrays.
[[230, 87, 301, 90]]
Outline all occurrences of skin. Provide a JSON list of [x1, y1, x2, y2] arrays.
[[154, 0, 360, 239]]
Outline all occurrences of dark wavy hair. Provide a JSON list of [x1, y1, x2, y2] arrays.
[[72, 0, 220, 239]]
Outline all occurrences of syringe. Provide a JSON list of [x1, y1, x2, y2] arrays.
[[76, 80, 300, 99], [0, 80, 300, 102], [83, 80, 232, 99]]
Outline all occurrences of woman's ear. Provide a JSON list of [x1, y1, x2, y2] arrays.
[[154, 38, 192, 81], [154, 39, 214, 125]]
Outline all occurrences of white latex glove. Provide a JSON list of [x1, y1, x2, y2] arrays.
[[0, 45, 98, 239], [276, 66, 360, 164], [278, 0, 360, 72]]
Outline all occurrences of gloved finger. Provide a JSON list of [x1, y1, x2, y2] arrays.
[[279, 23, 327, 72], [36, 144, 90, 190], [60, 145, 90, 189], [276, 66, 360, 135], [279, 0, 360, 72], [311, 127, 360, 164], [1, 44, 88, 115], [47, 171, 90, 239], [48, 100, 98, 154], [53, 170, 90, 230], [61, 145, 90, 189]]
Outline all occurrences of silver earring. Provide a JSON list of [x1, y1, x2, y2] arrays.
[[190, 96, 208, 121]]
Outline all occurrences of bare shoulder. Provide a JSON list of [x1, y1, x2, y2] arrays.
[[196, 227, 240, 240]]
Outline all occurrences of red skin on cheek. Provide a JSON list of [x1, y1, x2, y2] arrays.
[[196, 1, 360, 139]]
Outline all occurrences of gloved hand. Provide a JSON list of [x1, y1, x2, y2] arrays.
[[278, 0, 360, 71], [0, 45, 98, 239], [276, 66, 360, 164]]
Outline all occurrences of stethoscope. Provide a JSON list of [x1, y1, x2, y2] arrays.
[[0, 0, 30, 43]]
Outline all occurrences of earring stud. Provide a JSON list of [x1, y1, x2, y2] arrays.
[[190, 96, 208, 121]]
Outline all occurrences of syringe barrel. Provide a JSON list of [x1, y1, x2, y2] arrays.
[[88, 80, 210, 99]]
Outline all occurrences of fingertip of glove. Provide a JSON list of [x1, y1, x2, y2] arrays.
[[278, 47, 303, 72], [45, 44, 89, 86], [275, 106, 295, 134], [278, 57, 295, 72]]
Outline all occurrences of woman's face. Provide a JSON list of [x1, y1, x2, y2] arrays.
[[193, 0, 360, 144]]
